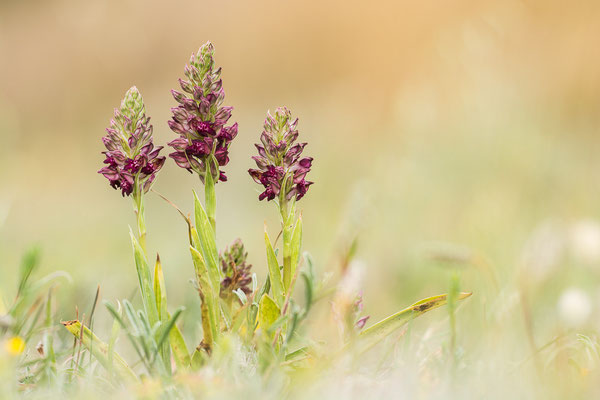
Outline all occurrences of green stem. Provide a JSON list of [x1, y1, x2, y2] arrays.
[[133, 192, 147, 254], [205, 163, 217, 234], [280, 198, 295, 294]]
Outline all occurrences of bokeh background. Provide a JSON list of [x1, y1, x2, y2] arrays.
[[2, 0, 600, 393]]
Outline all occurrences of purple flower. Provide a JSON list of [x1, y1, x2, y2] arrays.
[[167, 42, 238, 183], [98, 87, 165, 196], [248, 107, 313, 202], [353, 293, 369, 331], [219, 239, 253, 299]]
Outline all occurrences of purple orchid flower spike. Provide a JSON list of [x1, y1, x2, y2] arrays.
[[99, 86, 165, 197], [168, 42, 238, 183], [249, 107, 313, 202]]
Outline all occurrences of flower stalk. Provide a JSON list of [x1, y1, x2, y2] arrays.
[[168, 41, 238, 233], [133, 191, 147, 253], [167, 42, 239, 352], [98, 87, 182, 375]]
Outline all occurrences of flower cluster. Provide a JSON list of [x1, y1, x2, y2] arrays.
[[99, 87, 165, 196], [168, 42, 238, 183], [248, 107, 313, 201], [219, 239, 253, 298]]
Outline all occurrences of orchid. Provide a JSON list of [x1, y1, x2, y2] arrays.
[[249, 107, 313, 202], [167, 41, 238, 184], [2, 41, 475, 400], [99, 86, 165, 197]]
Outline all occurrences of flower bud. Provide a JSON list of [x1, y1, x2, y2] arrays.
[[219, 239, 253, 299]]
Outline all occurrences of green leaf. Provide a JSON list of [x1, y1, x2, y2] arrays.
[[130, 231, 158, 326], [357, 292, 472, 353], [169, 319, 191, 370], [281, 200, 296, 291], [192, 191, 221, 292], [204, 164, 216, 232], [105, 301, 149, 372], [16, 246, 40, 298], [152, 307, 184, 367], [259, 294, 281, 336], [107, 303, 121, 373], [190, 245, 219, 344], [42, 290, 56, 374], [190, 348, 206, 370], [301, 252, 315, 316], [153, 255, 172, 374], [285, 346, 309, 361], [62, 320, 137, 381], [153, 255, 167, 322], [264, 228, 284, 307], [289, 215, 303, 287]]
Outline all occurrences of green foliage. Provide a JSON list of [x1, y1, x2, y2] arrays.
[[259, 294, 281, 338], [264, 229, 285, 307], [61, 320, 137, 381], [357, 292, 473, 354]]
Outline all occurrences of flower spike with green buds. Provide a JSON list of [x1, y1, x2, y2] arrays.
[[99, 86, 165, 197], [248, 107, 313, 202], [168, 42, 238, 183]]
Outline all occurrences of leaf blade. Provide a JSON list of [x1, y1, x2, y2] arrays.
[[264, 229, 284, 307], [357, 292, 472, 353]]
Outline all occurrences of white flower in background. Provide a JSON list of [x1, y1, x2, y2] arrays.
[[520, 221, 565, 282], [557, 287, 592, 327], [569, 220, 600, 265]]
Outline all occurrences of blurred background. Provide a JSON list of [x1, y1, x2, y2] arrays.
[[1, 0, 600, 392]]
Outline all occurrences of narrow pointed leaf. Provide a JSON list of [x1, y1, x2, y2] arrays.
[[192, 191, 221, 291], [264, 229, 284, 306], [61, 320, 137, 381], [169, 319, 191, 370], [130, 231, 158, 326], [357, 292, 472, 353], [190, 246, 219, 343], [153, 255, 168, 322], [152, 307, 184, 367], [281, 201, 296, 291], [204, 164, 216, 232], [290, 215, 303, 288]]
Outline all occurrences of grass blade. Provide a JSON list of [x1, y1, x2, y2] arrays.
[[357, 292, 472, 353], [151, 307, 184, 367], [61, 320, 137, 381]]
